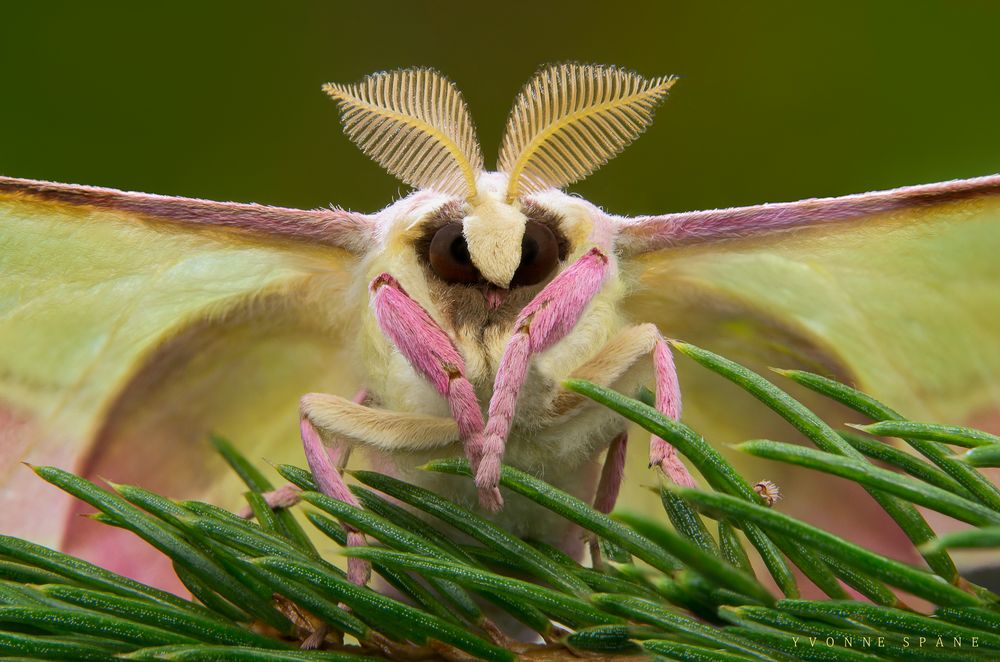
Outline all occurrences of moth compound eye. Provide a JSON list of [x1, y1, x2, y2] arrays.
[[428, 222, 481, 284], [510, 220, 560, 287]]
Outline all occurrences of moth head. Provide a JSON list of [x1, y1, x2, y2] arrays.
[[417, 173, 570, 290], [325, 64, 676, 289]]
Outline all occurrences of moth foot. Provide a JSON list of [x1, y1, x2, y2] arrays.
[[651, 439, 696, 488], [478, 486, 504, 513], [300, 624, 329, 650], [347, 530, 372, 585], [238, 483, 303, 519], [474, 451, 504, 512]]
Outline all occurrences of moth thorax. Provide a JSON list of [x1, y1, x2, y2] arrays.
[[463, 196, 527, 288]]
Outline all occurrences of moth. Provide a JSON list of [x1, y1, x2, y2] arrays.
[[3, 64, 999, 589]]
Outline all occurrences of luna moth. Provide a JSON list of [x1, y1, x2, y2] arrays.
[[2, 64, 999, 591]]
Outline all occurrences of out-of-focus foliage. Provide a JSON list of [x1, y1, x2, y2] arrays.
[[1, 345, 998, 659]]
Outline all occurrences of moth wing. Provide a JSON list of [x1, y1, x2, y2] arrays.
[[0, 178, 372, 588], [618, 176, 1000, 567]]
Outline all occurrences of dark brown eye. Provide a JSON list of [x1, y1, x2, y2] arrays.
[[428, 222, 481, 284], [510, 220, 560, 288]]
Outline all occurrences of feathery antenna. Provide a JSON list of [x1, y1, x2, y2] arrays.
[[498, 63, 676, 202], [323, 69, 483, 199]]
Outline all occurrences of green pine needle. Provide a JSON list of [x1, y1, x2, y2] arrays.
[[2, 342, 998, 660]]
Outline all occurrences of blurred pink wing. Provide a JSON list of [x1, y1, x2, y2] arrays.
[[618, 174, 1000, 253], [615, 175, 1000, 572], [0, 176, 375, 251], [0, 177, 375, 591]]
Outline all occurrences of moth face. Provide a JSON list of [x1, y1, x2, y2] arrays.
[[417, 201, 569, 288], [417, 175, 571, 293], [368, 177, 609, 337], [414, 224, 555, 334]]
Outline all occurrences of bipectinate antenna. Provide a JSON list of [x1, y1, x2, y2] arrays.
[[497, 63, 676, 203], [323, 68, 484, 200]]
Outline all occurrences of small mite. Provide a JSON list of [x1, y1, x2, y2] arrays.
[[754, 480, 781, 506]]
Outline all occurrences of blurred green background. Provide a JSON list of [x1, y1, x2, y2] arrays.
[[2, 1, 998, 216]]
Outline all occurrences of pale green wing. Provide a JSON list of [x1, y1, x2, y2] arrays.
[[0, 177, 372, 588], [617, 176, 1000, 565], [621, 176, 1000, 425]]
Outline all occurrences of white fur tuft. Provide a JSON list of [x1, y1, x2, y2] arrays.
[[463, 196, 527, 288]]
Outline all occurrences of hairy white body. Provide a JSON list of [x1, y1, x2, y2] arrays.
[[320, 177, 647, 548]]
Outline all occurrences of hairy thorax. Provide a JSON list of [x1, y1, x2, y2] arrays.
[[349, 183, 639, 541]]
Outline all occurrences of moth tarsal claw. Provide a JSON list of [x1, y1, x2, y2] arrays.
[[478, 486, 504, 514], [346, 531, 372, 585], [237, 484, 302, 519]]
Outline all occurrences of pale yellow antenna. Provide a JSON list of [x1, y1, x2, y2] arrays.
[[498, 63, 676, 202], [324, 69, 483, 199]]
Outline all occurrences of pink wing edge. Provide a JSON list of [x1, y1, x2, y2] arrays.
[[0, 175, 376, 253], [617, 174, 1000, 254]]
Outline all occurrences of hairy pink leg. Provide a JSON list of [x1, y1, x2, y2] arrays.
[[650, 338, 696, 488], [237, 483, 302, 519], [242, 390, 372, 519], [588, 432, 630, 569], [370, 275, 485, 459], [300, 390, 372, 586], [593, 432, 629, 514], [476, 248, 610, 511]]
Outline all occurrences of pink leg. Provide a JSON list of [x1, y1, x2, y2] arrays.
[[369, 274, 486, 465], [541, 431, 622, 570], [300, 390, 371, 586], [238, 483, 302, 518], [589, 432, 629, 569], [242, 390, 370, 519], [649, 338, 695, 488], [476, 248, 611, 511], [552, 323, 695, 489], [593, 432, 629, 514]]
